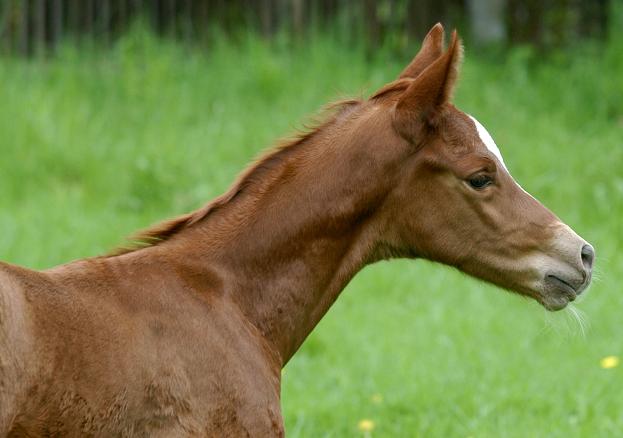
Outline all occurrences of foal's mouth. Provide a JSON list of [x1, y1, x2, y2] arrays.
[[538, 273, 591, 311]]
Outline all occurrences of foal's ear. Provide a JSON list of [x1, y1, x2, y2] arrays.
[[398, 23, 445, 79], [392, 30, 463, 144]]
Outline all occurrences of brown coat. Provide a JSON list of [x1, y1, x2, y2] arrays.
[[0, 24, 593, 436]]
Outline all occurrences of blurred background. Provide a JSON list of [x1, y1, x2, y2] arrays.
[[0, 0, 614, 54], [1, 1, 622, 437]]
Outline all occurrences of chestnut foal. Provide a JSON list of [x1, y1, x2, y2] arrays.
[[0, 25, 593, 436]]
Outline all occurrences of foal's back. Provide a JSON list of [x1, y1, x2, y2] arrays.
[[0, 252, 282, 436]]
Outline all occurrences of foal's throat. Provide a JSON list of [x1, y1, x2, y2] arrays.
[[222, 203, 380, 365]]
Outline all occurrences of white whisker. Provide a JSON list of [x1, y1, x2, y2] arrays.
[[540, 303, 590, 339], [590, 267, 605, 283], [567, 304, 589, 338]]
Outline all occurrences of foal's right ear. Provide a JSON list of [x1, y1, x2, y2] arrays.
[[392, 30, 463, 145], [398, 23, 445, 79]]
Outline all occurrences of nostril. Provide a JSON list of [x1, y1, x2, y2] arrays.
[[581, 244, 595, 270]]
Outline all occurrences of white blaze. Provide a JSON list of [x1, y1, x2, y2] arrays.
[[468, 115, 507, 170], [469, 114, 541, 200]]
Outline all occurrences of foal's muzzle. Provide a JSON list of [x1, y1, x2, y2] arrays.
[[538, 227, 594, 311]]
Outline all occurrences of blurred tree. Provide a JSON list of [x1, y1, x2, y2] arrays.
[[468, 0, 507, 45], [0, 0, 611, 56], [507, 0, 608, 49]]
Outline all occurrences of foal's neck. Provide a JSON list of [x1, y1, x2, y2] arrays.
[[174, 109, 399, 365], [220, 215, 379, 365]]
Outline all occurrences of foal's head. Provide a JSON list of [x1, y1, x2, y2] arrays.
[[368, 25, 593, 310]]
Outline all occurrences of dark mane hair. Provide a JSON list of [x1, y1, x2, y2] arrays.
[[109, 98, 362, 256]]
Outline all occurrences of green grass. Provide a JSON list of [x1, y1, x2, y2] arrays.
[[1, 28, 622, 437]]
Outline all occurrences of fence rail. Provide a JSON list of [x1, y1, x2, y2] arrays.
[[0, 0, 610, 56]]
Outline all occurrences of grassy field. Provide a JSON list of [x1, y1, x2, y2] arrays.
[[1, 26, 622, 436]]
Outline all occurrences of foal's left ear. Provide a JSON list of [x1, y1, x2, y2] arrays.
[[392, 30, 463, 144], [398, 23, 445, 79]]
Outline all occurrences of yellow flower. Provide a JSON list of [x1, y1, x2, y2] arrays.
[[358, 419, 375, 432], [370, 393, 383, 404], [600, 355, 619, 369]]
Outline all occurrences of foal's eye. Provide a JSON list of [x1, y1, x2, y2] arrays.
[[468, 174, 493, 190]]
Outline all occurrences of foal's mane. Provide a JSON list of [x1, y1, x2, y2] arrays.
[[109, 98, 363, 256]]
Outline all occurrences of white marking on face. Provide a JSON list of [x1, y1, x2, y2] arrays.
[[468, 114, 540, 201], [468, 115, 507, 170]]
